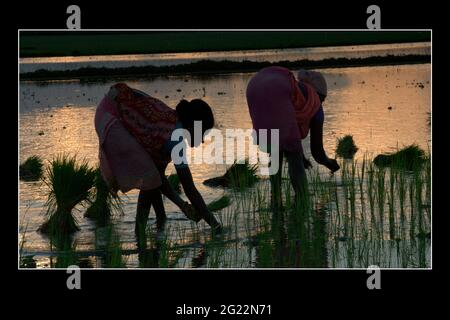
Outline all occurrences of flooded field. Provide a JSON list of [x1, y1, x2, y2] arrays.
[[19, 63, 431, 269]]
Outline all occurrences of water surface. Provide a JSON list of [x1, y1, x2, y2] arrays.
[[19, 63, 431, 268]]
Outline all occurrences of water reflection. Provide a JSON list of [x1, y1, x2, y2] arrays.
[[253, 204, 328, 268], [19, 63, 431, 268]]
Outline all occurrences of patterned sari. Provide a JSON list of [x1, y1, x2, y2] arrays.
[[95, 83, 178, 193]]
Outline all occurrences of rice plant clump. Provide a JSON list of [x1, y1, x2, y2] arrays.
[[85, 168, 122, 225], [19, 156, 43, 181], [336, 135, 358, 158], [203, 160, 259, 189], [373, 144, 426, 170], [39, 154, 96, 236], [207, 195, 231, 212]]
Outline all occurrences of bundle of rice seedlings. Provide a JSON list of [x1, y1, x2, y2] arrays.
[[181, 195, 231, 222], [39, 154, 96, 236], [226, 160, 259, 189], [85, 168, 122, 225], [207, 195, 231, 212], [167, 173, 181, 193], [102, 225, 126, 268], [203, 175, 226, 187], [19, 156, 43, 181], [373, 144, 427, 170], [336, 135, 358, 158], [203, 160, 259, 189]]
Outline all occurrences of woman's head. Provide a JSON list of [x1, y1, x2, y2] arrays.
[[297, 69, 327, 103], [176, 99, 214, 147]]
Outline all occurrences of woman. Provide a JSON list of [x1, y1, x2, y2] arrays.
[[95, 83, 221, 236], [246, 67, 340, 209]]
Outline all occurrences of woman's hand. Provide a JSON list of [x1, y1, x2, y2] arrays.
[[176, 166, 221, 229], [180, 201, 201, 222], [326, 158, 340, 173]]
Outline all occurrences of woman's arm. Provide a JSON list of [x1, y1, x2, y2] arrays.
[[310, 111, 340, 172], [176, 166, 219, 227], [176, 166, 209, 212], [159, 175, 186, 209], [159, 173, 202, 222]]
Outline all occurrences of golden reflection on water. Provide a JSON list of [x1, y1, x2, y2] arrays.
[[19, 63, 431, 265], [20, 106, 99, 164], [321, 64, 430, 158]]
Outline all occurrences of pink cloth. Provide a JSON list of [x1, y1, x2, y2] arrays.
[[94, 93, 162, 194], [246, 66, 321, 152], [112, 83, 178, 168]]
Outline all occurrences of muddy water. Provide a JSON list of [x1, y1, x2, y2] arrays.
[[19, 63, 431, 268]]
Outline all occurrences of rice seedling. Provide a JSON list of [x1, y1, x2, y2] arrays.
[[387, 167, 397, 240], [366, 161, 377, 238], [421, 150, 431, 226], [102, 225, 126, 268], [349, 160, 357, 238], [357, 157, 368, 234], [345, 238, 356, 268], [418, 237, 427, 268], [85, 168, 122, 226], [336, 135, 358, 159], [206, 243, 229, 268], [329, 174, 341, 238], [409, 180, 416, 239], [19, 205, 34, 268], [39, 154, 96, 236], [397, 167, 407, 237], [375, 166, 386, 238], [19, 155, 43, 181], [254, 232, 275, 268], [340, 160, 350, 239], [50, 237, 79, 268], [203, 160, 259, 190], [358, 156, 366, 196], [207, 195, 231, 212], [414, 168, 425, 237], [373, 144, 426, 171], [158, 239, 179, 268]]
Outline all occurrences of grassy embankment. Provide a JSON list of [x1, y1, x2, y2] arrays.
[[20, 31, 431, 58]]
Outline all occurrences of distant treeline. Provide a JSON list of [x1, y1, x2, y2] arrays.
[[20, 55, 431, 81]]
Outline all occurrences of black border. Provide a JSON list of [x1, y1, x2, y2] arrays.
[[11, 0, 446, 314]]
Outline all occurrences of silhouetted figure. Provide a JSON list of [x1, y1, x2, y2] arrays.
[[247, 67, 340, 209], [95, 83, 222, 238]]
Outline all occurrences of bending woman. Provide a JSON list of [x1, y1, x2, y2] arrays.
[[246, 67, 340, 209], [95, 83, 221, 236]]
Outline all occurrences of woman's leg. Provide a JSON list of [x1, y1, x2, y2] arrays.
[[151, 166, 168, 227], [151, 190, 167, 228], [136, 189, 167, 236], [135, 189, 151, 248], [284, 150, 308, 206], [270, 151, 284, 210]]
